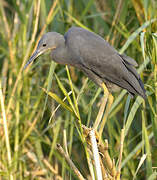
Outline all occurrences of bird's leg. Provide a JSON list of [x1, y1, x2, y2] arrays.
[[102, 83, 110, 99], [93, 96, 108, 130], [98, 87, 114, 137], [93, 83, 109, 130]]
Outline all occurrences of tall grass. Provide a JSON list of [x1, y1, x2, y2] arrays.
[[0, 0, 157, 179]]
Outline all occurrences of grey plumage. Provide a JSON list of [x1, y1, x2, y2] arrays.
[[24, 27, 146, 99]]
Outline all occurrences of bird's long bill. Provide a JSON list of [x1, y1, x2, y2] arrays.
[[24, 50, 42, 69]]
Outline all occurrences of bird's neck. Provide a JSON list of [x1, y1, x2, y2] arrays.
[[51, 44, 71, 65]]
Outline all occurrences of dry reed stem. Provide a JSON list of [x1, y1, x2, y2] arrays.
[[31, 169, 47, 177], [0, 80, 13, 180], [117, 129, 125, 179], [90, 129, 103, 180], [57, 143, 85, 180], [63, 129, 69, 156], [26, 151, 38, 163], [0, 59, 8, 136], [1, 59, 8, 99], [24, 169, 47, 178]]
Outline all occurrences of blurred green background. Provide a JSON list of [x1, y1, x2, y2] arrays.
[[0, 0, 157, 179]]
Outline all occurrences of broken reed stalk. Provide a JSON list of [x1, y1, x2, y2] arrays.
[[57, 125, 123, 179], [56, 144, 85, 180], [89, 129, 103, 180], [99, 140, 117, 177], [82, 125, 117, 179]]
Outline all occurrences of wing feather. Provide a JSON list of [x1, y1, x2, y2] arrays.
[[65, 27, 146, 98]]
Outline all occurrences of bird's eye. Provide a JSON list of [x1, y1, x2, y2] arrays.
[[43, 44, 46, 47]]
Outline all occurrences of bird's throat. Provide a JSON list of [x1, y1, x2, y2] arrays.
[[51, 45, 71, 65]]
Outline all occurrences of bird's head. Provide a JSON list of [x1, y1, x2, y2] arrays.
[[24, 32, 64, 69]]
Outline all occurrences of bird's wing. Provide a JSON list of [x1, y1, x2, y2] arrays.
[[65, 27, 145, 98], [119, 54, 138, 67]]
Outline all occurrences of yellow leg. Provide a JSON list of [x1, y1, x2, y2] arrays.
[[102, 83, 109, 98], [93, 96, 108, 130], [93, 83, 109, 130], [98, 84, 114, 136]]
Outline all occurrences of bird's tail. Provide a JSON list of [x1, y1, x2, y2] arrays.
[[121, 56, 146, 99]]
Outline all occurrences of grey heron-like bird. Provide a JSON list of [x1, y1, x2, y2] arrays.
[[24, 27, 146, 101]]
